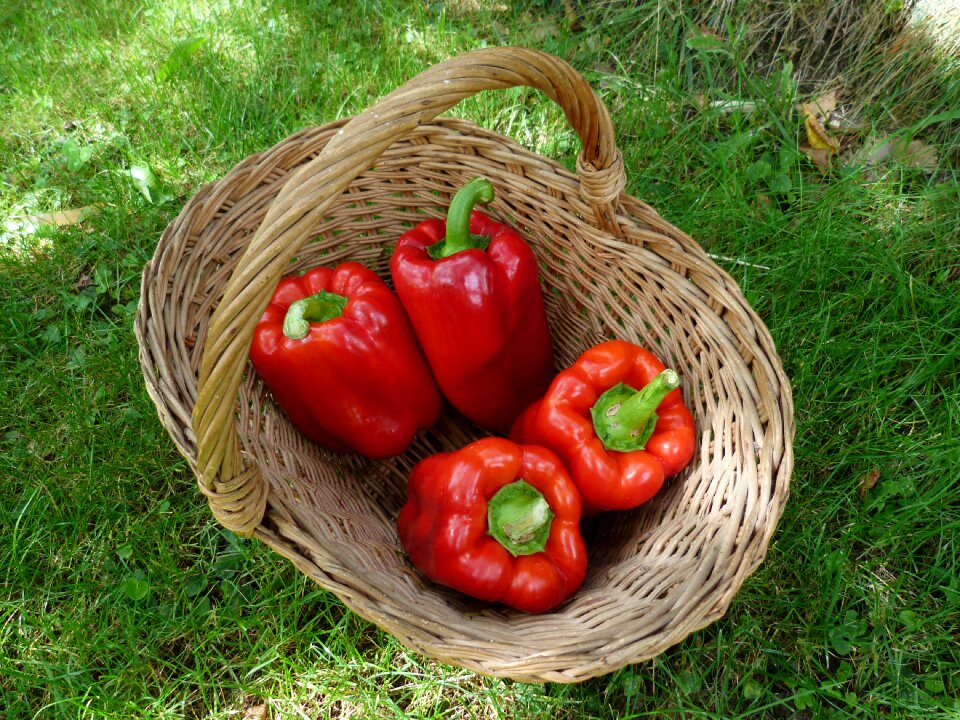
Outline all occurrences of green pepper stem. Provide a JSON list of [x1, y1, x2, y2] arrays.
[[591, 370, 681, 452], [282, 290, 347, 339], [616, 369, 679, 429], [431, 178, 495, 258], [487, 479, 554, 557]]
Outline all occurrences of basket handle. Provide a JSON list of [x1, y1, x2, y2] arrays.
[[193, 47, 626, 535]]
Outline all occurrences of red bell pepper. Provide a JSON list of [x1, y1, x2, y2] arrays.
[[397, 438, 587, 613], [390, 178, 555, 434], [249, 262, 441, 459], [510, 340, 695, 513]]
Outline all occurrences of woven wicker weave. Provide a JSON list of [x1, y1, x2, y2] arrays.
[[135, 47, 794, 683]]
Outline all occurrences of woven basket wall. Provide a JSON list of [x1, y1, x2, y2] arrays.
[[135, 48, 794, 683]]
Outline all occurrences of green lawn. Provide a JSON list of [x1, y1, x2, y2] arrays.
[[2, 1, 958, 718]]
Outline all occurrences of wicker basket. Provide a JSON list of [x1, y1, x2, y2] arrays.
[[135, 47, 793, 683]]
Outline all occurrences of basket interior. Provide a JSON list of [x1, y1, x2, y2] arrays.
[[139, 116, 792, 681]]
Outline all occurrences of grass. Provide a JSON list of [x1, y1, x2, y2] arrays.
[[2, 0, 959, 717]]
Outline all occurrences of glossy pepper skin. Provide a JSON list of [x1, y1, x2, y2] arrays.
[[397, 438, 587, 614], [390, 178, 554, 434], [249, 262, 442, 459], [510, 340, 696, 514]]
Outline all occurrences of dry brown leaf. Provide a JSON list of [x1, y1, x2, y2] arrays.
[[827, 106, 866, 133], [893, 139, 939, 173], [858, 468, 880, 500], [243, 703, 267, 720], [73, 273, 93, 290], [850, 137, 939, 174], [27, 204, 101, 228], [800, 90, 839, 122], [851, 138, 893, 167], [798, 93, 842, 167], [804, 114, 841, 155], [801, 143, 833, 172]]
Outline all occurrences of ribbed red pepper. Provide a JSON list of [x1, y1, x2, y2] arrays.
[[510, 340, 696, 513], [397, 438, 587, 613], [390, 178, 554, 434], [249, 262, 441, 459]]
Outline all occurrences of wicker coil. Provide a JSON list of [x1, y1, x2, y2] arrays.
[[135, 47, 794, 683]]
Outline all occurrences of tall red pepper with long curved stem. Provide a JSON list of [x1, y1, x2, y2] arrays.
[[510, 340, 696, 514], [390, 178, 555, 434], [249, 262, 442, 459]]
